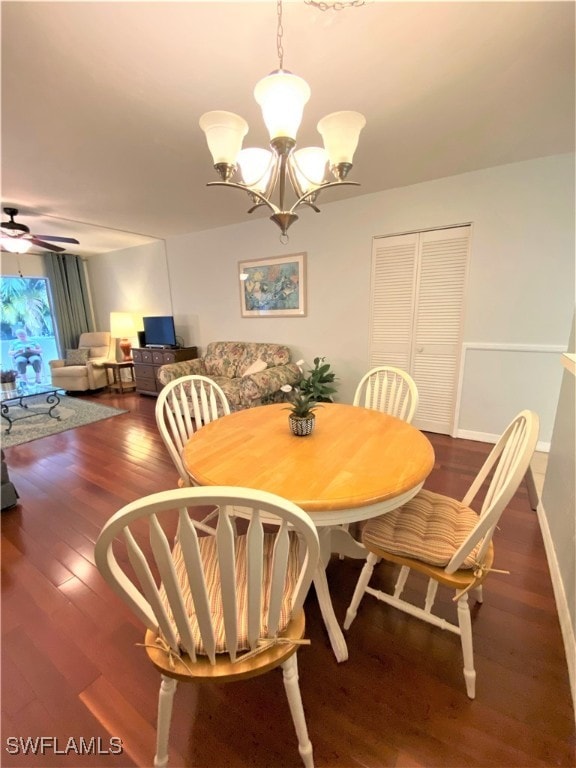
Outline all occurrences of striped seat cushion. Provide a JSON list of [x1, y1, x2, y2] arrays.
[[161, 532, 299, 655], [362, 489, 481, 568]]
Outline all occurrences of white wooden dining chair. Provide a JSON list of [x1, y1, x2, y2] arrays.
[[344, 410, 539, 699], [353, 366, 419, 423], [95, 486, 320, 768], [155, 375, 230, 532]]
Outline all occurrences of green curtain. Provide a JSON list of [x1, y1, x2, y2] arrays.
[[43, 253, 94, 351]]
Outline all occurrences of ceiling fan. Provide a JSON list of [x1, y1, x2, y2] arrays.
[[0, 207, 80, 253]]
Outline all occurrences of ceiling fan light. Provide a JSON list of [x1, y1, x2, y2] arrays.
[[317, 110, 366, 167], [237, 148, 274, 193], [254, 71, 311, 141], [1, 236, 31, 254], [199, 110, 248, 166], [291, 147, 328, 192]]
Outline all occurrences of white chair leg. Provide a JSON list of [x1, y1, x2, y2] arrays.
[[456, 593, 476, 699], [473, 584, 483, 603], [424, 578, 438, 613], [281, 654, 314, 768], [393, 565, 410, 599], [154, 675, 178, 768], [343, 551, 378, 630]]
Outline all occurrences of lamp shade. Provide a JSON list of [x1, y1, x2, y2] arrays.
[[110, 312, 136, 339], [317, 110, 366, 166], [254, 70, 311, 141], [291, 147, 328, 193], [237, 148, 274, 193], [1, 237, 31, 254], [199, 110, 248, 166]]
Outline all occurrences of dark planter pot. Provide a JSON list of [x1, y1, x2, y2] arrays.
[[288, 414, 316, 437]]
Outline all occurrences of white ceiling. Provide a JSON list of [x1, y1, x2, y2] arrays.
[[2, 0, 574, 256]]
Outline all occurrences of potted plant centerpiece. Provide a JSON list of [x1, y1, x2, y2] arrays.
[[283, 357, 338, 437], [285, 391, 321, 437]]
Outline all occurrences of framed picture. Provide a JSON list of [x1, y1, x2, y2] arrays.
[[239, 252, 307, 317]]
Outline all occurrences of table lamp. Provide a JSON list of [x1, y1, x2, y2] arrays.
[[110, 312, 137, 361]]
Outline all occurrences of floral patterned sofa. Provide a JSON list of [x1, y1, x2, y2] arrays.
[[157, 341, 302, 411]]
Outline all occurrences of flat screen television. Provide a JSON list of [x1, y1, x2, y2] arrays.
[[143, 315, 178, 348]]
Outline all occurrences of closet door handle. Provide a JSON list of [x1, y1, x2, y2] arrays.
[[417, 346, 424, 353]]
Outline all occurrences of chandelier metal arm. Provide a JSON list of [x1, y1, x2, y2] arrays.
[[206, 181, 281, 215], [288, 179, 360, 215]]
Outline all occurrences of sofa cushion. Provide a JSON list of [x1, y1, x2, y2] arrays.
[[87, 346, 110, 359], [242, 359, 267, 376], [237, 342, 291, 375], [204, 342, 247, 379], [65, 349, 89, 366]]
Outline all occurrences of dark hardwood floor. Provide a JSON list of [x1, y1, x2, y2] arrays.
[[2, 392, 574, 768]]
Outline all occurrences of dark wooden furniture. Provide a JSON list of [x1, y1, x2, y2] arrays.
[[132, 346, 198, 396], [102, 361, 136, 394]]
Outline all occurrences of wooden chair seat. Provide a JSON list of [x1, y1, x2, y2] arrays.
[[144, 609, 306, 683]]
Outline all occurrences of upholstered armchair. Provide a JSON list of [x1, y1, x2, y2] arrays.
[[49, 332, 113, 392]]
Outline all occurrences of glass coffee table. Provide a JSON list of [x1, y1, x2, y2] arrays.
[[1, 385, 62, 434]]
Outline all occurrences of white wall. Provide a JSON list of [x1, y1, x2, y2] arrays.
[[86, 238, 172, 336], [88, 153, 575, 443], [1, 252, 49, 279]]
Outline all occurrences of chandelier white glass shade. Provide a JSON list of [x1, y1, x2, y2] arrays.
[[199, 2, 365, 240]]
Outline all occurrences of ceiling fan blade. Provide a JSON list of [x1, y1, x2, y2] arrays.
[[30, 238, 66, 252], [32, 235, 80, 244]]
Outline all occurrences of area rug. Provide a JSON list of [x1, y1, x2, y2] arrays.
[[1, 394, 128, 448]]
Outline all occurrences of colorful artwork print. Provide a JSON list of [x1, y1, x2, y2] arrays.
[[239, 253, 306, 317]]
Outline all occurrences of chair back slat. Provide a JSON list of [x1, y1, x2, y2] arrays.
[[216, 505, 240, 660], [124, 527, 181, 651], [246, 512, 264, 648], [166, 386, 193, 454], [266, 520, 291, 636], [95, 487, 320, 666], [155, 375, 231, 486], [446, 410, 539, 573], [177, 508, 217, 662], [149, 514, 198, 659], [353, 366, 419, 423]]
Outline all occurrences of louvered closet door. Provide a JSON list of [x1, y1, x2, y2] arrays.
[[369, 226, 470, 435], [369, 233, 418, 370]]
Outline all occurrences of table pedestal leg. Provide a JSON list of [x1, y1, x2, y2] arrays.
[[313, 527, 349, 663]]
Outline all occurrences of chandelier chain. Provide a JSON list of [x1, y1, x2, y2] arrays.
[[304, 0, 367, 10], [276, 0, 284, 70]]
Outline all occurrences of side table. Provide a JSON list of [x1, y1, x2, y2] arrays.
[[102, 361, 136, 394]]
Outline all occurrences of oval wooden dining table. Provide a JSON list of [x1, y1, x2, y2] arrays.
[[183, 402, 435, 662]]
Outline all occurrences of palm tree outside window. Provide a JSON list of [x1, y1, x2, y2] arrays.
[[1, 275, 60, 385]]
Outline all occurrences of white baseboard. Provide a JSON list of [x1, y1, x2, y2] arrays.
[[537, 501, 576, 719], [455, 428, 550, 453]]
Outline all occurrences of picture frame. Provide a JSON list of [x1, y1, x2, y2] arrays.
[[238, 252, 307, 317]]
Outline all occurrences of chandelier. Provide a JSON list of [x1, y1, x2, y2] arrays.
[[199, 0, 366, 241]]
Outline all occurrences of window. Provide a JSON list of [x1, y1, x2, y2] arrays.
[[1, 275, 60, 383]]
